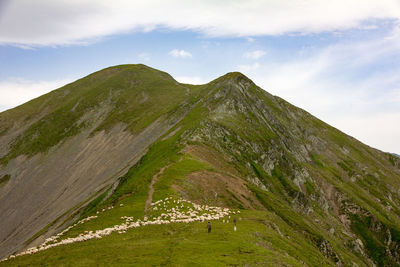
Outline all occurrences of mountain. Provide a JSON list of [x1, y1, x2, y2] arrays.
[[0, 64, 399, 266]]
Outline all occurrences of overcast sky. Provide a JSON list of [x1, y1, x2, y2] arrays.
[[0, 0, 400, 154]]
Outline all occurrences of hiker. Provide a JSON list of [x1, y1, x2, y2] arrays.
[[233, 217, 237, 231], [207, 221, 211, 233]]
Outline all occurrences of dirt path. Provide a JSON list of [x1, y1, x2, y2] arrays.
[[144, 164, 171, 214]]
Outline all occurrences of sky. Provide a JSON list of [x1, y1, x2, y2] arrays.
[[0, 0, 400, 154]]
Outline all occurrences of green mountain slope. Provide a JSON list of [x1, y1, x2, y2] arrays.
[[0, 65, 399, 266]]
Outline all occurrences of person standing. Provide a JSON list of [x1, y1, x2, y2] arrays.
[[207, 221, 211, 233], [233, 217, 237, 231]]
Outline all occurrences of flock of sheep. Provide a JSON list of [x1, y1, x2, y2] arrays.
[[2, 197, 238, 262]]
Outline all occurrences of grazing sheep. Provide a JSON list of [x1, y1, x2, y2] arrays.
[[2, 197, 238, 262]]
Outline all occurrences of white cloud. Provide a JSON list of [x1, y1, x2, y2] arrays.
[[168, 49, 192, 58], [237, 62, 260, 73], [173, 76, 205, 85], [243, 50, 266, 60], [330, 113, 400, 153], [246, 37, 255, 43], [1, 0, 400, 46], [0, 78, 71, 112]]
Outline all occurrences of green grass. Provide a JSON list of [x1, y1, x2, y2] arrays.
[[1, 210, 338, 267], [0, 64, 204, 166], [350, 215, 393, 267], [152, 155, 213, 201], [337, 160, 355, 177], [2, 64, 400, 266]]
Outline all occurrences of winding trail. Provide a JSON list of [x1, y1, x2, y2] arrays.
[[144, 164, 171, 214]]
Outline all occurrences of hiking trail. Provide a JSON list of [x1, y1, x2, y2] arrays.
[[144, 164, 171, 214]]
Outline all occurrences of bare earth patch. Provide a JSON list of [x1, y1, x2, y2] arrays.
[[175, 170, 264, 210]]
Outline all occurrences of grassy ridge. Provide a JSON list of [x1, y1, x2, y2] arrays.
[[1, 65, 400, 266], [0, 64, 193, 165]]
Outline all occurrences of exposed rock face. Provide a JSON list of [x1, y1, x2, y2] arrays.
[[182, 72, 400, 265], [0, 65, 400, 265]]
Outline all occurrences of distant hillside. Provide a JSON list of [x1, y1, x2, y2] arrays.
[[1, 64, 399, 266]]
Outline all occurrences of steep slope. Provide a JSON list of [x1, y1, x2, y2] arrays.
[[184, 73, 400, 266], [0, 64, 205, 259], [0, 65, 400, 266]]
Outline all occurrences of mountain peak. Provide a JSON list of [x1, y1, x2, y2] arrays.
[[97, 64, 176, 80], [212, 71, 254, 85]]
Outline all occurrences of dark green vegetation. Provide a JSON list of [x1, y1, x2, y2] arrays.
[[0, 174, 10, 188], [1, 64, 400, 266]]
